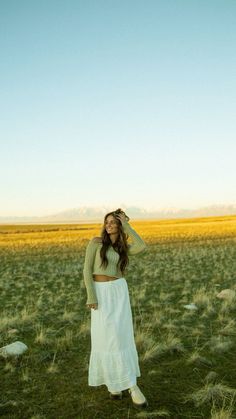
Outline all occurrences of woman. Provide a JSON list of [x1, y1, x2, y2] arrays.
[[83, 208, 148, 409]]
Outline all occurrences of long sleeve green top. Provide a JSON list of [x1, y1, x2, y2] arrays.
[[83, 221, 147, 305]]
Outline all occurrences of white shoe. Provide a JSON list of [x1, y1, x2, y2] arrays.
[[128, 385, 148, 408]]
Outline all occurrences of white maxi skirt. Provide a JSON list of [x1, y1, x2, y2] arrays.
[[88, 277, 141, 392]]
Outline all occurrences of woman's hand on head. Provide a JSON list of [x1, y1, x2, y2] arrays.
[[86, 303, 98, 310], [115, 212, 129, 224]]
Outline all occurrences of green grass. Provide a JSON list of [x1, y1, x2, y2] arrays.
[[0, 216, 236, 418]]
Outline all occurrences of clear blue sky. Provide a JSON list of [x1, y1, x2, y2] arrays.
[[1, 0, 235, 216]]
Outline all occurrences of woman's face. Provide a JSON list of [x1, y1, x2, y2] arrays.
[[105, 215, 119, 234]]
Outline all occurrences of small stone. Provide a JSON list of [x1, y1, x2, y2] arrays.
[[0, 341, 28, 357], [183, 303, 198, 310]]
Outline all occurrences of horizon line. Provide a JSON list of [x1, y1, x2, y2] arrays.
[[0, 202, 236, 219]]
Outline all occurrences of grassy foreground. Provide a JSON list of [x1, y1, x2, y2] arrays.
[[0, 215, 236, 419]]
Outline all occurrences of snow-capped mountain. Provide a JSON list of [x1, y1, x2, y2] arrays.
[[0, 204, 236, 223]]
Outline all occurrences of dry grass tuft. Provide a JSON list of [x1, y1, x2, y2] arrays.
[[141, 333, 185, 361], [186, 383, 236, 407], [210, 393, 236, 418], [209, 336, 234, 354], [55, 329, 74, 351], [187, 350, 212, 367]]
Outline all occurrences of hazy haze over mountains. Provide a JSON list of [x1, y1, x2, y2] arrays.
[[0, 204, 236, 224]]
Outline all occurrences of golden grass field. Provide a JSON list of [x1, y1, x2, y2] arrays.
[[1, 215, 236, 418]]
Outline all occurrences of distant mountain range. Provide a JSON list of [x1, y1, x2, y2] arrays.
[[0, 204, 236, 224]]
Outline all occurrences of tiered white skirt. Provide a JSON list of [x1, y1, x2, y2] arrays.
[[88, 277, 141, 392]]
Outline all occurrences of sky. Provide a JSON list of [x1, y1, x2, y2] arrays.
[[1, 0, 236, 216]]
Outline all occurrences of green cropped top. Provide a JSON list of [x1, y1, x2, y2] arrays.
[[83, 221, 147, 305]]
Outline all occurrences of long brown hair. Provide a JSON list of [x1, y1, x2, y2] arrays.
[[99, 209, 130, 274]]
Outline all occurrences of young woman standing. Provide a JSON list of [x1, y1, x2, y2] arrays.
[[83, 208, 148, 409]]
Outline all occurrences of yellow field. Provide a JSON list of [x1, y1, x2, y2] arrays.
[[1, 214, 236, 246]]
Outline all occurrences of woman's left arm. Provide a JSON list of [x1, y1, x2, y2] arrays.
[[121, 220, 147, 255]]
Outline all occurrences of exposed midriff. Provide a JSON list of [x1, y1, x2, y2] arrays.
[[93, 274, 121, 282]]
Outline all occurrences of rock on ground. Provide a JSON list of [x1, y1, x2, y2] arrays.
[[0, 341, 28, 357]]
